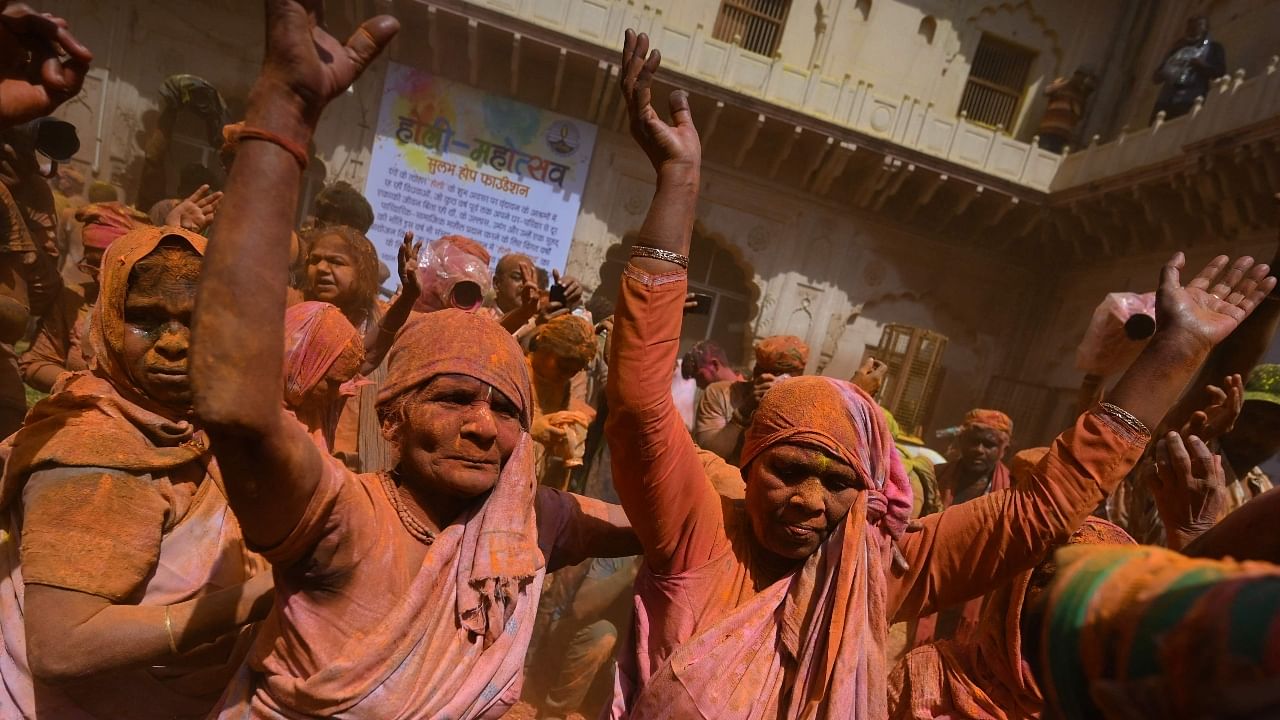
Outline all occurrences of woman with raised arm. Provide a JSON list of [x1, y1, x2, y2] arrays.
[[190, 3, 637, 718], [605, 29, 1277, 719], [0, 226, 272, 720]]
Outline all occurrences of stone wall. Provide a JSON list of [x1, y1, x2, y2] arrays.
[[43, 0, 379, 210], [567, 131, 1043, 438], [38, 0, 1279, 450]]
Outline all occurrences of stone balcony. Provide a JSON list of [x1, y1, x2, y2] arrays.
[[408, 0, 1280, 261], [458, 0, 1065, 191], [1053, 59, 1280, 191]]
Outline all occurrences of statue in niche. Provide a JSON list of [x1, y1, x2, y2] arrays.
[[816, 310, 849, 374], [1036, 68, 1096, 154], [1151, 15, 1226, 122], [784, 293, 815, 340]]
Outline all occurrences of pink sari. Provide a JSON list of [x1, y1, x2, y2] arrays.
[[213, 309, 622, 719]]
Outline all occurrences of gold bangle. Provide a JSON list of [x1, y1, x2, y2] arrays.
[[164, 606, 179, 655], [629, 245, 689, 269]]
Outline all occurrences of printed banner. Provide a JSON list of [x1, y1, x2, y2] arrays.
[[364, 63, 598, 293]]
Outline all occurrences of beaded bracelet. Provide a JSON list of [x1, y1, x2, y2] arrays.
[[630, 244, 689, 269]]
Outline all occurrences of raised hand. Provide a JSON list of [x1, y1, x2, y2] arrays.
[[1181, 374, 1244, 444], [258, 0, 399, 128], [1148, 432, 1228, 551], [851, 357, 889, 396], [0, 4, 92, 126], [551, 269, 583, 309], [397, 230, 422, 301], [1156, 253, 1276, 353], [164, 184, 224, 232], [620, 29, 700, 175]]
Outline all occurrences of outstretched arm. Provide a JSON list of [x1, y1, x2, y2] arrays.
[[359, 231, 419, 373], [0, 4, 92, 127], [605, 30, 721, 574], [892, 252, 1275, 619], [190, 0, 397, 550], [1161, 235, 1280, 434]]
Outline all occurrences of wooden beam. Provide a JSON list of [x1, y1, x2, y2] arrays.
[[999, 205, 1044, 249], [467, 18, 480, 87], [768, 126, 802, 180], [734, 114, 766, 169], [701, 100, 725, 148], [979, 194, 1018, 233], [1069, 201, 1112, 257], [815, 141, 856, 195], [585, 60, 608, 124], [939, 183, 982, 230], [1052, 213, 1084, 262], [803, 136, 835, 192], [912, 173, 947, 212], [611, 91, 628, 132], [852, 156, 894, 208], [871, 160, 913, 212], [595, 64, 619, 124], [428, 5, 441, 75], [550, 48, 568, 110], [509, 33, 522, 96]]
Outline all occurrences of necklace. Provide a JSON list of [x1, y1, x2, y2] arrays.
[[380, 471, 436, 545]]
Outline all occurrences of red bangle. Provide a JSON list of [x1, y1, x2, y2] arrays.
[[230, 125, 309, 170]]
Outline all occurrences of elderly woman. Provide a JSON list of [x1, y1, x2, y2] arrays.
[[605, 30, 1276, 719], [281, 300, 364, 451], [189, 5, 637, 718], [317, 228, 420, 470], [0, 226, 272, 719]]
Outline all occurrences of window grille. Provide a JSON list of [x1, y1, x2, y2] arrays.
[[875, 324, 948, 437], [958, 33, 1035, 131], [712, 0, 792, 58]]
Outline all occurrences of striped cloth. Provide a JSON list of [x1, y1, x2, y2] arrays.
[[1038, 545, 1280, 719]]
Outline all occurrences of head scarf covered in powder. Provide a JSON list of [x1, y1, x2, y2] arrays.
[[283, 301, 364, 408], [754, 335, 810, 375], [532, 314, 597, 367], [376, 309, 540, 646], [90, 226, 206, 412], [962, 409, 1013, 439], [727, 376, 914, 718], [0, 226, 208, 512], [741, 376, 913, 541], [75, 202, 151, 250]]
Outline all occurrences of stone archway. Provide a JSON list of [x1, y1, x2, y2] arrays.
[[594, 225, 757, 368]]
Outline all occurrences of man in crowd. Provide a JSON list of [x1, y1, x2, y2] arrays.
[[694, 334, 808, 465], [493, 250, 586, 340], [938, 409, 1014, 507], [1151, 14, 1227, 121], [681, 339, 743, 389], [528, 313, 598, 490], [907, 408, 1015, 649]]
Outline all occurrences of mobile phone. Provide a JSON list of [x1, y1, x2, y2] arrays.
[[549, 283, 567, 304], [685, 292, 713, 315]]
